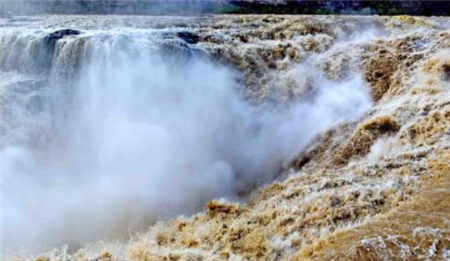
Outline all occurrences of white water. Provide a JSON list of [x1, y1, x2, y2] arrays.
[[0, 25, 372, 254]]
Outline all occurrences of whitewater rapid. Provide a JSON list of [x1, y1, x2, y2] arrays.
[[0, 15, 377, 254]]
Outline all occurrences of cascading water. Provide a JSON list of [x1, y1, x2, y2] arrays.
[[0, 16, 373, 254]]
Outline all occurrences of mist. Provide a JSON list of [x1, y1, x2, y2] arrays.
[[0, 27, 372, 254], [0, 0, 229, 16]]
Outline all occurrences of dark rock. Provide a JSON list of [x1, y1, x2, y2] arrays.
[[45, 29, 82, 51], [159, 42, 207, 65], [42, 29, 82, 70], [176, 31, 200, 44], [443, 64, 450, 81], [45, 29, 81, 44]]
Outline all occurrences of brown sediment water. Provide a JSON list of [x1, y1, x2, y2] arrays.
[[294, 152, 450, 260], [1, 15, 449, 261]]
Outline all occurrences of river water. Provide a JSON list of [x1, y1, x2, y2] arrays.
[[1, 15, 449, 259]]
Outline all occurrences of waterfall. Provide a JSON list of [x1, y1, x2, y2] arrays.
[[0, 24, 371, 253]]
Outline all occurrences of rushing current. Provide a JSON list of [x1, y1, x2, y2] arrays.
[[0, 15, 375, 254]]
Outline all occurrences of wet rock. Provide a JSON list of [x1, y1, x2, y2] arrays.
[[443, 64, 450, 81], [39, 29, 82, 72], [45, 29, 81, 44], [176, 31, 200, 44], [159, 42, 207, 64]]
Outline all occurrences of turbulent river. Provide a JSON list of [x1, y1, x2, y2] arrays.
[[1, 15, 450, 260]]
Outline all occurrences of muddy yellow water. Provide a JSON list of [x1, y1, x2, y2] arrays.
[[296, 152, 450, 260], [4, 15, 449, 261]]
